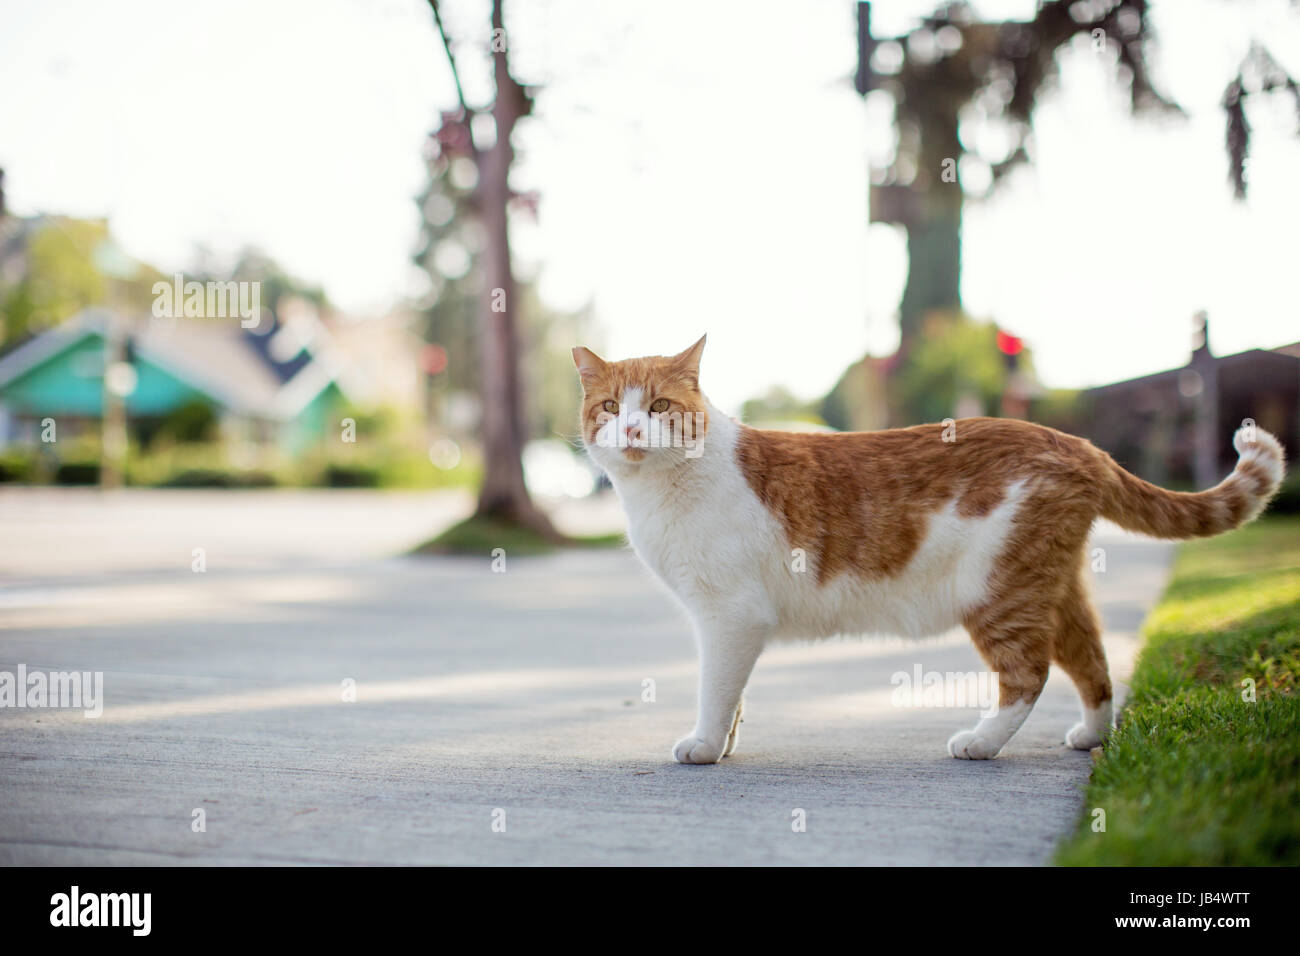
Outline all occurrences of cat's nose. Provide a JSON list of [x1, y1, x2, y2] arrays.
[[625, 423, 645, 443]]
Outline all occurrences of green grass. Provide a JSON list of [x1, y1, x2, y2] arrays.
[[412, 512, 626, 557], [1056, 515, 1300, 866]]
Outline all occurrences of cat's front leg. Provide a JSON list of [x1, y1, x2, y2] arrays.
[[722, 697, 744, 756], [673, 623, 765, 765]]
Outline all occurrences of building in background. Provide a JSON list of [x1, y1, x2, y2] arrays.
[[0, 308, 364, 453], [1081, 316, 1299, 489]]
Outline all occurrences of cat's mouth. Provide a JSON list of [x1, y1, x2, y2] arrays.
[[622, 448, 647, 462]]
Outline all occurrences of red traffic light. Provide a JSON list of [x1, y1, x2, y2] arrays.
[[996, 330, 1023, 356], [421, 343, 448, 375]]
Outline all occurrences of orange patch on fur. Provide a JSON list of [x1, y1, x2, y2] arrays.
[[733, 415, 1285, 706], [735, 417, 1106, 584]]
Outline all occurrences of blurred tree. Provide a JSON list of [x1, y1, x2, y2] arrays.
[[228, 247, 330, 318], [425, 0, 560, 539], [1223, 41, 1300, 199], [414, 122, 596, 477], [895, 312, 1031, 424], [835, 1, 1182, 427], [518, 282, 595, 446], [822, 311, 1043, 430], [413, 143, 593, 450], [740, 385, 825, 428], [0, 218, 107, 344], [0, 216, 164, 348], [845, 1, 1299, 428], [413, 124, 482, 400], [860, 1, 1178, 357]]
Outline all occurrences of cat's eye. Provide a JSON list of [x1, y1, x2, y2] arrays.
[[650, 398, 670, 413], [602, 400, 619, 414]]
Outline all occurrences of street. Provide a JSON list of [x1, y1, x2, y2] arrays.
[[0, 488, 1173, 865]]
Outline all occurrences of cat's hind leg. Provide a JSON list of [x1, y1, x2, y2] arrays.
[[1051, 569, 1113, 750], [948, 612, 1052, 760]]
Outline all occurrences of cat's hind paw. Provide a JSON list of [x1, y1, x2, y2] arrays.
[[673, 734, 724, 764], [947, 729, 1002, 760]]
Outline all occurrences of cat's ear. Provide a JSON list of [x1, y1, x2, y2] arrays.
[[572, 346, 608, 386], [671, 334, 707, 385]]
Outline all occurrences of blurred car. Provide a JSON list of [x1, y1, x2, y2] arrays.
[[523, 439, 600, 498]]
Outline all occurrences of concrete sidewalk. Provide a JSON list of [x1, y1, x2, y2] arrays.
[[0, 490, 1173, 865]]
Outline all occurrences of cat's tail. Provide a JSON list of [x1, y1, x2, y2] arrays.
[[1099, 425, 1286, 539]]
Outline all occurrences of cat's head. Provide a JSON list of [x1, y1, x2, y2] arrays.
[[572, 335, 710, 472]]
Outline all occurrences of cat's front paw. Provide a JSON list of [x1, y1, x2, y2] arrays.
[[673, 734, 725, 764], [947, 729, 1002, 760], [1065, 722, 1104, 750]]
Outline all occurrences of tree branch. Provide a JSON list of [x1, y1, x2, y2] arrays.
[[427, 0, 473, 119], [1222, 42, 1300, 200]]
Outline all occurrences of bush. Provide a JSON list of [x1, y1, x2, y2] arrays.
[[1270, 473, 1300, 515], [54, 462, 100, 485], [318, 463, 381, 488], [155, 400, 219, 444], [157, 468, 278, 488], [0, 450, 35, 483]]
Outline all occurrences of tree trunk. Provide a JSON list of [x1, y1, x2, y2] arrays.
[[472, 0, 559, 538], [897, 202, 962, 347]]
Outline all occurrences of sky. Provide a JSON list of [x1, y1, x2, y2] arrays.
[[1, 0, 1298, 414]]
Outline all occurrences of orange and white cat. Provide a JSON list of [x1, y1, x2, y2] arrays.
[[573, 336, 1286, 764]]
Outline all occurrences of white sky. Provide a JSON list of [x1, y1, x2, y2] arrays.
[[1, 0, 1298, 413]]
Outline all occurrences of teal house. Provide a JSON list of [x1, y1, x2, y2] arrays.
[[0, 309, 355, 452]]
